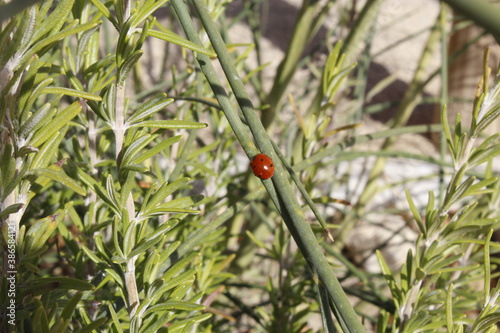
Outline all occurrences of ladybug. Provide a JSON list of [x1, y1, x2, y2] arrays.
[[250, 153, 275, 180]]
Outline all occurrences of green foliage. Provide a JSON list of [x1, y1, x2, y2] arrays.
[[1, 0, 216, 331], [1, 0, 500, 332]]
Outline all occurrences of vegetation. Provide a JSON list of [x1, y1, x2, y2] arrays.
[[1, 0, 499, 332]]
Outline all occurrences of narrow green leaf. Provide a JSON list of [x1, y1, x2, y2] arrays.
[[107, 303, 123, 333], [425, 253, 464, 274], [112, 217, 125, 259], [30, 130, 65, 171], [121, 133, 156, 167], [120, 164, 148, 173], [17, 22, 101, 71], [165, 314, 211, 331], [1, 143, 16, 196], [455, 133, 468, 166], [123, 220, 137, 257], [117, 50, 143, 84], [292, 124, 442, 171], [75, 317, 107, 333], [163, 266, 198, 292], [417, 319, 449, 331], [162, 252, 198, 281], [0, 19, 17, 58], [131, 1, 168, 28], [144, 207, 200, 216], [157, 240, 181, 268], [33, 299, 50, 333], [446, 284, 454, 333], [471, 93, 486, 132], [129, 235, 164, 259], [448, 177, 476, 205], [148, 28, 216, 57], [129, 120, 207, 129], [65, 160, 119, 214], [93, 235, 111, 261], [326, 63, 356, 100], [0, 203, 24, 219], [405, 189, 425, 235], [376, 250, 402, 306], [19, 103, 53, 138], [168, 280, 195, 301], [27, 168, 86, 195], [81, 245, 105, 264], [119, 171, 136, 208], [132, 135, 182, 164], [442, 165, 468, 211], [425, 190, 436, 231], [4, 6, 36, 63], [483, 229, 493, 305], [105, 267, 124, 287], [127, 94, 174, 124], [24, 203, 72, 255], [83, 0, 111, 25], [106, 174, 120, 211], [41, 87, 102, 101], [21, 77, 54, 118], [464, 177, 498, 197], [469, 143, 500, 169], [454, 113, 463, 146], [134, 18, 152, 52], [60, 291, 83, 321], [246, 230, 267, 249], [31, 0, 75, 43], [146, 220, 180, 244], [471, 313, 500, 333], [115, 18, 134, 65], [143, 178, 190, 213], [402, 250, 413, 292], [143, 250, 161, 285], [104, 84, 116, 121], [475, 104, 500, 136], [156, 195, 202, 210], [23, 277, 94, 292], [30, 101, 82, 147]]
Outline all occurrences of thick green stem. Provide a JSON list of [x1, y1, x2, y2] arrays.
[[440, 0, 500, 44], [171, 0, 366, 331]]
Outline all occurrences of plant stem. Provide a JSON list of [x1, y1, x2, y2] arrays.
[[440, 0, 500, 44], [114, 81, 139, 316], [172, 0, 366, 330]]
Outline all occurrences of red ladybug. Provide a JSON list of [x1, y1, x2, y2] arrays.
[[250, 153, 275, 179]]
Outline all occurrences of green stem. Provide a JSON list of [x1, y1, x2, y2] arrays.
[[172, 0, 366, 331], [440, 0, 500, 44]]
